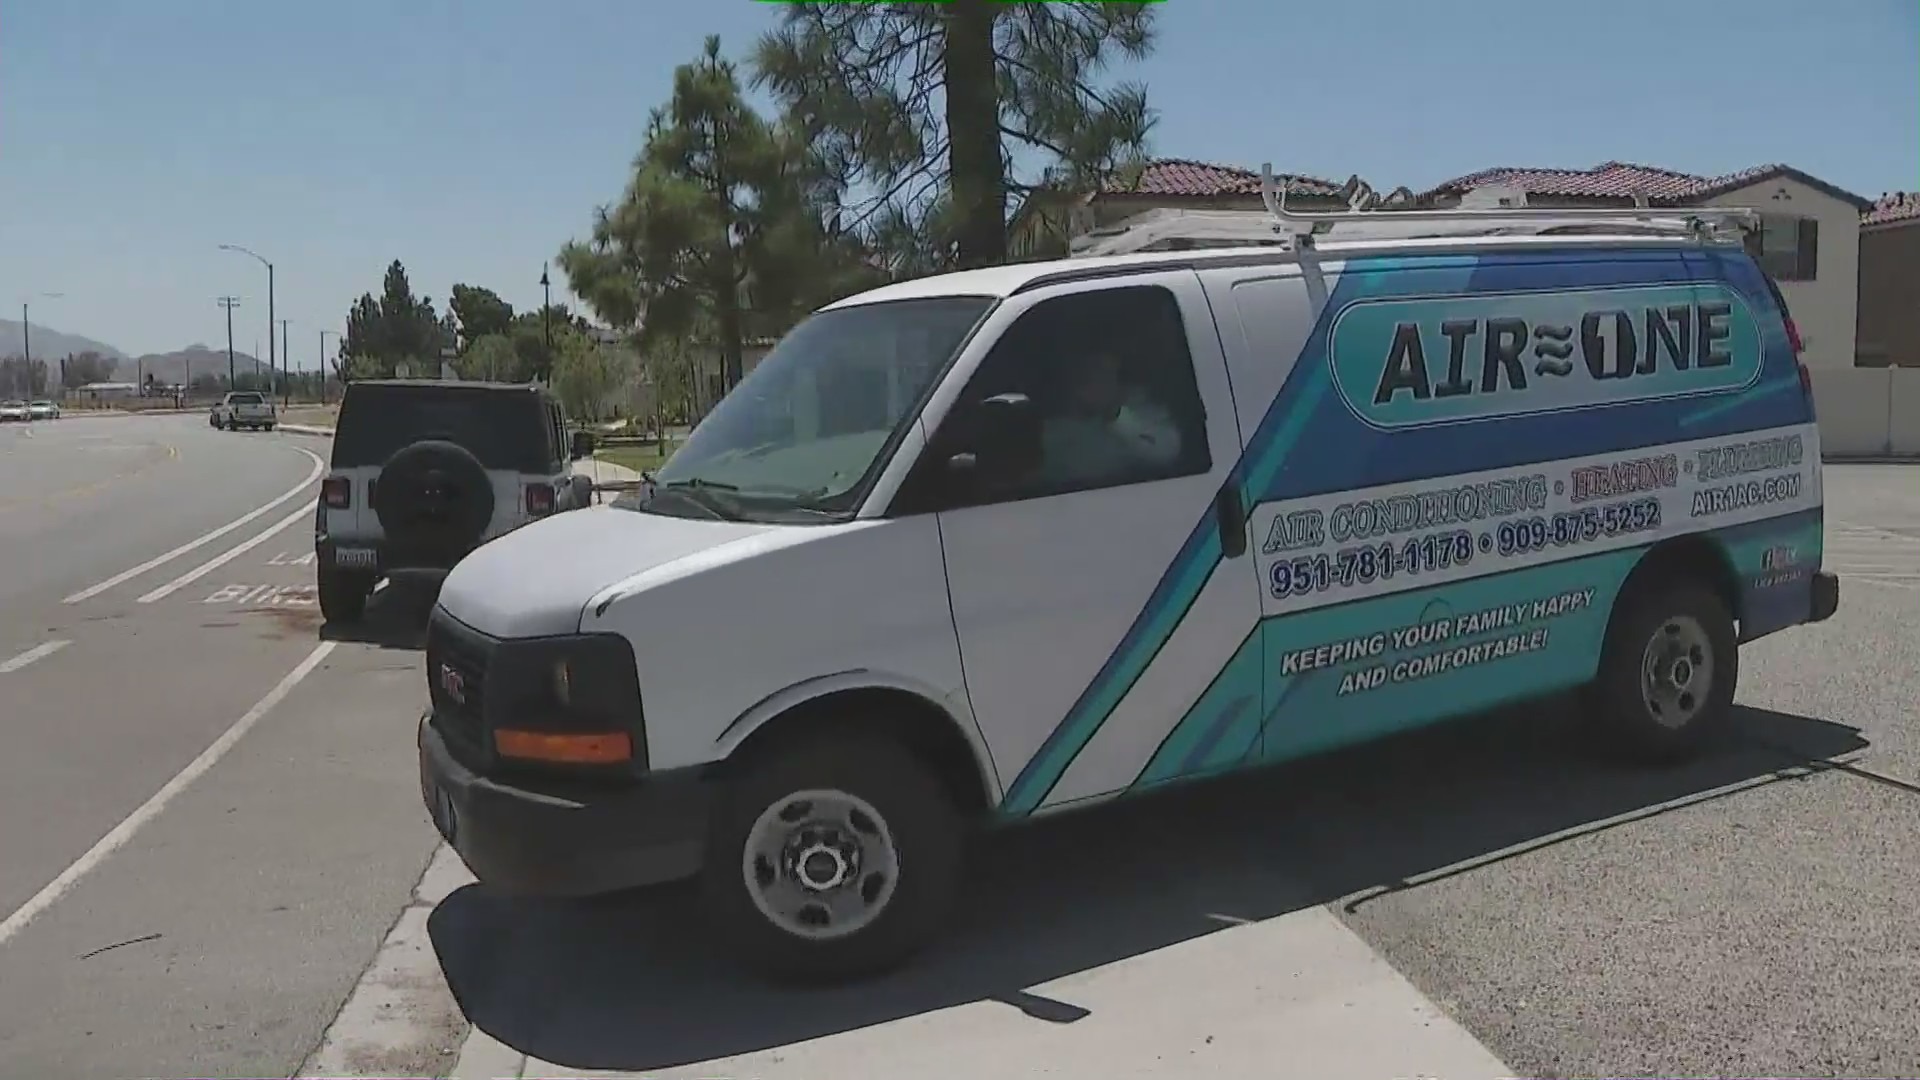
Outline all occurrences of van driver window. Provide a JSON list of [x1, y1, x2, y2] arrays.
[[944, 284, 1210, 506]]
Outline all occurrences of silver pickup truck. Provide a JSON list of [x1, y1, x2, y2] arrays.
[[210, 391, 277, 431]]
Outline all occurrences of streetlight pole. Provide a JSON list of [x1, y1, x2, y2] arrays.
[[277, 319, 290, 405], [218, 244, 275, 402], [540, 264, 553, 381], [218, 296, 242, 388]]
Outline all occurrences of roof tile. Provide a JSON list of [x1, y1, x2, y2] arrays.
[[1423, 161, 1870, 210], [1104, 159, 1342, 199], [1863, 191, 1920, 228]]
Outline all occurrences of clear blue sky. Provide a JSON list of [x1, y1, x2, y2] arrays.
[[3, 0, 1914, 360]]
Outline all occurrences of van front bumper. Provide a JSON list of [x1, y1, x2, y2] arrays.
[[418, 715, 713, 897], [1810, 570, 1840, 623]]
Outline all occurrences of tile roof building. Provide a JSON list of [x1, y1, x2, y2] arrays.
[[1857, 192, 1920, 374]]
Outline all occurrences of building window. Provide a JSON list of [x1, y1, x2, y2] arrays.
[[1746, 215, 1819, 282]]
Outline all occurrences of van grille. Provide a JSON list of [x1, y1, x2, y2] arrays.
[[426, 608, 495, 755]]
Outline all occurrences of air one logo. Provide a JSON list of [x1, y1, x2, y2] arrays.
[[1371, 300, 1737, 404], [1329, 284, 1764, 429]]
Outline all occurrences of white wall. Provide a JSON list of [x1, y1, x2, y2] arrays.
[[1809, 367, 1920, 457], [1704, 176, 1860, 372]]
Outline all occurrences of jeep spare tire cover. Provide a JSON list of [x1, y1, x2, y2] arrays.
[[372, 439, 496, 554]]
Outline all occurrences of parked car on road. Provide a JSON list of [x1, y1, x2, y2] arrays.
[[28, 400, 59, 420], [416, 191, 1840, 983], [210, 391, 276, 431], [0, 400, 30, 422], [314, 379, 597, 622]]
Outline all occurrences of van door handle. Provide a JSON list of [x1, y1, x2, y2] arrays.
[[1215, 481, 1248, 559]]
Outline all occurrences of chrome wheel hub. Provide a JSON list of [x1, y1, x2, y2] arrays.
[[1641, 614, 1713, 729], [743, 788, 900, 940]]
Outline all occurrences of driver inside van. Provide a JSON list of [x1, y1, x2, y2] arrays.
[[1037, 348, 1182, 488]]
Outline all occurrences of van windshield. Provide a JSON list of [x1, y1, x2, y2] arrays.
[[627, 296, 993, 523]]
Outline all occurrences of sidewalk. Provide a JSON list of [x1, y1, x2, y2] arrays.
[[440, 901, 1513, 1080]]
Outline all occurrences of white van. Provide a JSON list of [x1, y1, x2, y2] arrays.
[[418, 183, 1839, 981]]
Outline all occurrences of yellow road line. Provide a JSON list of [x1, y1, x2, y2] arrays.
[[0, 442, 180, 513]]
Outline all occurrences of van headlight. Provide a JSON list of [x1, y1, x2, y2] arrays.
[[488, 634, 645, 771]]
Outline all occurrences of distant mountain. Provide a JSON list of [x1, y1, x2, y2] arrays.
[[128, 344, 268, 386], [0, 320, 129, 363]]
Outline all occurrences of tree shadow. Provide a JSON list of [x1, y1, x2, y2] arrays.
[[427, 702, 1867, 1074]]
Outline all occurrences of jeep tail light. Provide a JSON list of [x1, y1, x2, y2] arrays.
[[322, 476, 351, 509], [525, 483, 555, 517]]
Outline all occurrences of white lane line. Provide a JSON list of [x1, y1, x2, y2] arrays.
[[62, 446, 324, 604], [135, 503, 315, 604], [0, 640, 70, 674], [0, 640, 336, 948]]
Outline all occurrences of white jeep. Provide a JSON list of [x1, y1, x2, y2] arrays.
[[314, 379, 597, 622]]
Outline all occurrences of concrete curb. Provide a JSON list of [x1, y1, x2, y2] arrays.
[[449, 1026, 529, 1080], [279, 423, 336, 437], [297, 845, 476, 1080]]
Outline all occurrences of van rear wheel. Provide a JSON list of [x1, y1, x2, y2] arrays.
[[701, 736, 962, 983], [1587, 578, 1738, 763]]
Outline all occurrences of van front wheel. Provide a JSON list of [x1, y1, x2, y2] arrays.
[[1588, 579, 1738, 763], [702, 737, 962, 983]]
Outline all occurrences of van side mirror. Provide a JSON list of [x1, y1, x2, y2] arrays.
[[570, 430, 597, 461], [946, 392, 1040, 481]]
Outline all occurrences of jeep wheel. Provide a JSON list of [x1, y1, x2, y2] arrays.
[[1586, 578, 1738, 763], [702, 736, 963, 983], [318, 567, 372, 624]]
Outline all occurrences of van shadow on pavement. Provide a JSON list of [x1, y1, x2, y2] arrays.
[[427, 701, 1866, 1074]]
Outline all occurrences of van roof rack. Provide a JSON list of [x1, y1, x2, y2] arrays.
[[1067, 167, 1761, 260]]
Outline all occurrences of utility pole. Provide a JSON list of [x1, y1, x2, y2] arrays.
[[278, 319, 291, 405], [218, 296, 242, 388], [20, 304, 29, 380], [319, 329, 338, 404]]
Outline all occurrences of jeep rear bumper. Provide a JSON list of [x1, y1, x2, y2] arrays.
[[317, 538, 475, 577]]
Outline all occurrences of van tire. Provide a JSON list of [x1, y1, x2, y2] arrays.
[[1586, 577, 1738, 764], [701, 736, 963, 983], [318, 568, 371, 624]]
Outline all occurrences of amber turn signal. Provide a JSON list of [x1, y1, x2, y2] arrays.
[[493, 729, 632, 765]]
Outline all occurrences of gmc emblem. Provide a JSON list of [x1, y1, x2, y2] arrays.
[[438, 663, 467, 705]]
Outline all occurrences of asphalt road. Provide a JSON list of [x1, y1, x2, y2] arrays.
[[0, 412, 455, 1078], [3, 412, 1918, 1078]]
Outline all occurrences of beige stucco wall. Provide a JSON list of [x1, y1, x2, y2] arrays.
[[1808, 367, 1920, 457], [1703, 177, 1860, 372]]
